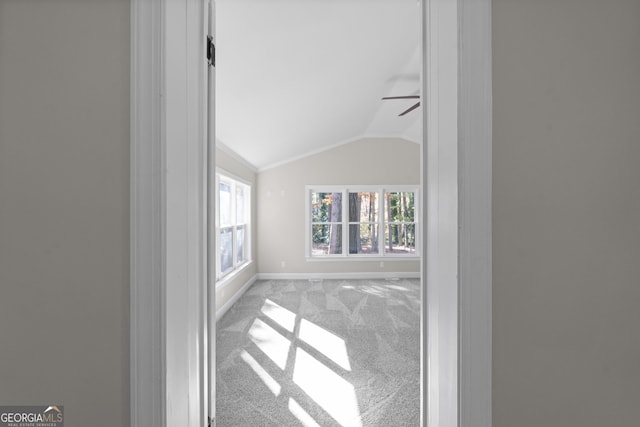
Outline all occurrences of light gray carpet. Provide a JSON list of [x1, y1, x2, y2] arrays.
[[216, 278, 420, 427]]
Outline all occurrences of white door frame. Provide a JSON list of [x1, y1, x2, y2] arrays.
[[130, 0, 492, 426]]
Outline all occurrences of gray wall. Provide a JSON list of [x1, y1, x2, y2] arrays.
[[0, 1, 130, 426], [257, 137, 420, 275], [493, 1, 640, 426]]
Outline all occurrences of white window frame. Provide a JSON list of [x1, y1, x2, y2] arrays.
[[215, 170, 251, 281], [305, 185, 420, 260], [130, 0, 492, 426]]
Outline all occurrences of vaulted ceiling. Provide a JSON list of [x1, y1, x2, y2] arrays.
[[215, 0, 422, 170]]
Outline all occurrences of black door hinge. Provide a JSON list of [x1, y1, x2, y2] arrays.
[[207, 35, 215, 67]]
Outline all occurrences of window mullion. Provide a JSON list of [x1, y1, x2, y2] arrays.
[[415, 191, 419, 256], [343, 189, 348, 256], [232, 182, 238, 269], [215, 174, 221, 279], [378, 189, 384, 256], [308, 189, 313, 257]]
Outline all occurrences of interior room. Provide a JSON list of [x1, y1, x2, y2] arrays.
[[213, 1, 422, 425]]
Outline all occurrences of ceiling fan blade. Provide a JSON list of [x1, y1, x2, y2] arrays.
[[398, 102, 420, 116], [382, 95, 420, 100]]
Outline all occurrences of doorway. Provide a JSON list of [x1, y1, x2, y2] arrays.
[[212, 1, 422, 425], [130, 0, 491, 425]]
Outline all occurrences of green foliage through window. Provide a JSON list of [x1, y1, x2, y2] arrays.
[[309, 188, 417, 257]]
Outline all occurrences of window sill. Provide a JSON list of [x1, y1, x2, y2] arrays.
[[215, 260, 253, 289], [305, 256, 419, 262]]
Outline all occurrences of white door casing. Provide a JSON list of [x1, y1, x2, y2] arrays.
[[206, 1, 217, 423]]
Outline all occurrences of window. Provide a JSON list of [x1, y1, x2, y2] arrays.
[[307, 186, 418, 258], [216, 172, 251, 280]]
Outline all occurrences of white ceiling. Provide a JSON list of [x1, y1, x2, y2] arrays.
[[215, 0, 422, 170]]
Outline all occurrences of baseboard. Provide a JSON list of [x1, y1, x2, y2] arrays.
[[215, 272, 418, 320], [215, 274, 257, 321], [255, 272, 420, 281]]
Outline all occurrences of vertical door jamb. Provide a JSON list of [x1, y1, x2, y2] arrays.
[[206, 0, 217, 425]]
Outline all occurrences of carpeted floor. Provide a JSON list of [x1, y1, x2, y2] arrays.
[[216, 278, 420, 427]]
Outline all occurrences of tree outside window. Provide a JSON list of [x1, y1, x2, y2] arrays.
[[309, 187, 417, 258]]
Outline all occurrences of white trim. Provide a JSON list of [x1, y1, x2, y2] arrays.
[[130, 0, 209, 426], [256, 272, 421, 281], [215, 274, 257, 321], [421, 1, 493, 426], [215, 167, 252, 187], [206, 1, 216, 422], [422, 1, 459, 426], [258, 135, 418, 172], [163, 0, 209, 425], [459, 0, 493, 425], [401, 132, 422, 145], [216, 139, 259, 172], [362, 133, 421, 145], [215, 260, 254, 289], [130, 1, 164, 426]]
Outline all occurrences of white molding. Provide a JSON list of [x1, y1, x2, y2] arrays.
[[257, 135, 417, 173], [215, 167, 253, 187], [130, 0, 164, 426], [215, 261, 254, 289], [206, 1, 216, 421], [256, 272, 421, 281], [163, 0, 209, 426], [130, 0, 209, 426], [216, 139, 259, 172], [216, 275, 257, 321], [459, 0, 493, 426], [422, 1, 460, 426]]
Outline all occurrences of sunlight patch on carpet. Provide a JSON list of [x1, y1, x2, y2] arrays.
[[288, 398, 321, 427], [299, 318, 351, 371], [240, 350, 281, 396], [261, 299, 296, 333], [248, 318, 290, 370], [293, 348, 362, 427]]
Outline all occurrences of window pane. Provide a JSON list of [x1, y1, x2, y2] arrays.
[[384, 192, 415, 223], [236, 185, 245, 224], [220, 182, 232, 226], [216, 174, 252, 280], [311, 192, 342, 223], [236, 225, 245, 264], [348, 224, 379, 254], [220, 227, 233, 274], [348, 192, 377, 223], [311, 224, 342, 255], [384, 223, 416, 254]]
